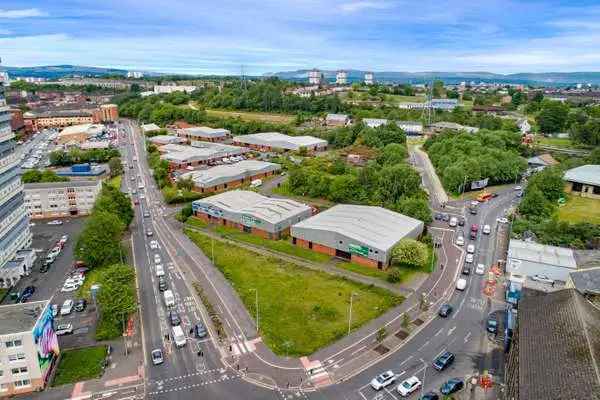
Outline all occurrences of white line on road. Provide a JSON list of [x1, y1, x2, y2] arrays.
[[434, 328, 443, 337], [399, 356, 413, 367], [350, 345, 367, 356], [464, 332, 472, 343], [447, 326, 456, 336], [433, 348, 447, 359]]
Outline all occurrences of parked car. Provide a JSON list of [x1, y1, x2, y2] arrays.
[[497, 217, 509, 224], [441, 214, 450, 222], [51, 304, 59, 317], [397, 376, 421, 397], [438, 304, 453, 318], [482, 224, 491, 235], [455, 236, 465, 246], [448, 217, 457, 227], [74, 299, 87, 312], [440, 378, 464, 395], [154, 254, 161, 264], [194, 322, 208, 339], [156, 264, 165, 277], [151, 349, 164, 365], [19, 286, 35, 302], [55, 323, 73, 336], [61, 299, 73, 315], [168, 311, 181, 326], [420, 392, 439, 400], [475, 263, 485, 275], [487, 315, 498, 334], [143, 210, 151, 218], [370, 370, 397, 391], [531, 274, 554, 285], [146, 230, 153, 237], [47, 220, 63, 225], [458, 218, 465, 226], [433, 351, 455, 371], [434, 213, 443, 221], [40, 262, 51, 273]]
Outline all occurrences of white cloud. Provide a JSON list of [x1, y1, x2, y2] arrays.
[[339, 1, 392, 13], [0, 29, 12, 35], [0, 8, 47, 19]]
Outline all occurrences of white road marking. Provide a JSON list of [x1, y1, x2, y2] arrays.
[[464, 332, 472, 343], [434, 328, 443, 337], [447, 326, 456, 336], [351, 345, 367, 356]]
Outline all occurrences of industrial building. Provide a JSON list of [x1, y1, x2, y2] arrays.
[[325, 114, 350, 127], [232, 132, 327, 153], [192, 190, 312, 239], [179, 160, 280, 193], [507, 240, 578, 283], [159, 142, 248, 170], [178, 126, 231, 143], [141, 123, 161, 134], [148, 135, 185, 145], [563, 164, 600, 199], [24, 180, 103, 219], [0, 301, 59, 396], [362, 118, 423, 135], [291, 205, 424, 268], [56, 123, 105, 145]]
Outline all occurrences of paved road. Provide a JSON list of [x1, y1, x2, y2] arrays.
[[92, 120, 519, 400]]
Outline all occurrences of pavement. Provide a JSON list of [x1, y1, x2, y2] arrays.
[[27, 119, 521, 400]]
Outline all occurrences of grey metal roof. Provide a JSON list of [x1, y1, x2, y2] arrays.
[[149, 135, 183, 145], [232, 132, 327, 151], [0, 301, 49, 335], [180, 160, 280, 188], [508, 239, 577, 269], [24, 180, 100, 189], [182, 127, 230, 138], [291, 204, 423, 251], [570, 267, 600, 295], [195, 190, 311, 224], [161, 142, 246, 163], [141, 123, 160, 132], [564, 165, 600, 186]]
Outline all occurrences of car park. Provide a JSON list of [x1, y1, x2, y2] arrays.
[[482, 224, 491, 234], [168, 310, 181, 326], [74, 299, 87, 312], [456, 278, 467, 291], [466, 244, 475, 254], [420, 393, 439, 400], [151, 349, 164, 365], [475, 263, 485, 275], [397, 376, 421, 397], [433, 351, 455, 371], [487, 315, 498, 334], [61, 299, 73, 315], [465, 253, 474, 263], [194, 322, 208, 338], [455, 236, 465, 246], [370, 370, 397, 390], [438, 304, 453, 318], [440, 378, 464, 395], [55, 323, 73, 336]]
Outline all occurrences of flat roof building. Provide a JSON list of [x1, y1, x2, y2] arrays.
[[141, 123, 161, 134], [178, 126, 231, 143], [0, 300, 60, 396], [179, 160, 281, 193], [148, 135, 185, 146], [192, 190, 312, 239], [325, 113, 350, 127], [362, 118, 423, 135], [507, 239, 577, 284], [56, 123, 104, 145], [291, 205, 424, 269], [160, 142, 248, 170], [564, 164, 600, 199], [24, 180, 103, 219], [232, 132, 327, 153]]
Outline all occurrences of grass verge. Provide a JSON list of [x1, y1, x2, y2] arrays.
[[106, 175, 122, 190], [558, 195, 600, 225], [206, 109, 295, 124], [185, 229, 402, 356], [336, 262, 389, 280], [52, 346, 106, 386]]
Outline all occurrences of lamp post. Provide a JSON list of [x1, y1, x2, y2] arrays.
[[348, 293, 357, 335], [250, 288, 259, 332]]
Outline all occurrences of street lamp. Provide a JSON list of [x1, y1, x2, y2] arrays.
[[249, 288, 259, 332], [348, 293, 357, 335]]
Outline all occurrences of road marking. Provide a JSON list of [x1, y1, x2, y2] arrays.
[[434, 328, 443, 337], [399, 356, 413, 366], [447, 326, 456, 336], [464, 332, 472, 343], [417, 340, 430, 351], [433, 348, 447, 359], [351, 345, 366, 356]]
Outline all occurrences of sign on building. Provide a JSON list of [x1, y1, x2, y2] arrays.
[[348, 244, 369, 257], [241, 215, 262, 227], [471, 178, 489, 190]]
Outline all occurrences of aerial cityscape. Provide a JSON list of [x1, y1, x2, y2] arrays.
[[0, 1, 599, 400]]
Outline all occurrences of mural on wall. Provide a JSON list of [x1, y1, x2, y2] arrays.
[[33, 306, 60, 381]]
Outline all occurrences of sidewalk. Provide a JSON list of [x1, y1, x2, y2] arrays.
[[411, 145, 448, 206]]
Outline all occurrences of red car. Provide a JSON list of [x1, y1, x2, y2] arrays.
[[471, 224, 478, 232]]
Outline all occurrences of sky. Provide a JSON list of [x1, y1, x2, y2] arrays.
[[1, 0, 600, 75]]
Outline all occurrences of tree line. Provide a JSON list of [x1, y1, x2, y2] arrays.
[[49, 147, 121, 166], [21, 169, 69, 183]]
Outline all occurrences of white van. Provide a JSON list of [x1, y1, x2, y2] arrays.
[[155, 264, 165, 277], [172, 325, 186, 347], [163, 290, 175, 307], [250, 179, 262, 188]]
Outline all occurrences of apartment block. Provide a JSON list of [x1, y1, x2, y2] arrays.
[[24, 180, 102, 219]]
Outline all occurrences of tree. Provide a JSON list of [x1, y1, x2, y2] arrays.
[[176, 176, 194, 192], [21, 169, 69, 183], [391, 239, 428, 267], [393, 197, 432, 224], [108, 157, 123, 178], [537, 100, 569, 134], [518, 187, 552, 218], [432, 80, 444, 98], [527, 167, 564, 202], [511, 91, 526, 108], [75, 211, 124, 268], [376, 143, 408, 166], [94, 184, 134, 227], [95, 264, 137, 339], [377, 164, 421, 205]]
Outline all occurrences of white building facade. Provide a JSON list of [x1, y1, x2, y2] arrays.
[[24, 180, 102, 219], [336, 70, 348, 85]]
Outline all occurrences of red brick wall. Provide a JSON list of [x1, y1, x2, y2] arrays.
[[351, 254, 379, 269], [314, 243, 336, 256]]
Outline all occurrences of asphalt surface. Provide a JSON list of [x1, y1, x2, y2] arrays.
[[56, 120, 520, 400]]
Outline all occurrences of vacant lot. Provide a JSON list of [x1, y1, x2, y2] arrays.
[[52, 346, 106, 386], [558, 196, 600, 224], [206, 109, 295, 124], [185, 230, 402, 356]]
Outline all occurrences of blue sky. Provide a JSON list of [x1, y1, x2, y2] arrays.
[[1, 0, 600, 75]]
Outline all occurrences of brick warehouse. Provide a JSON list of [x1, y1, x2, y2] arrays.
[[178, 160, 281, 193], [231, 132, 327, 153], [291, 204, 424, 269], [192, 190, 312, 239]]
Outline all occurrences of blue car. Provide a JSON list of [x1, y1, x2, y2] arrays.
[[433, 351, 455, 371], [440, 378, 464, 395], [19, 286, 35, 303]]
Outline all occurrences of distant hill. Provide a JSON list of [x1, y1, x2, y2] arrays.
[[265, 69, 600, 86], [0, 65, 163, 79]]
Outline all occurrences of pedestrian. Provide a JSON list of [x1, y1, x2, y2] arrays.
[[189, 327, 194, 335], [441, 263, 444, 270]]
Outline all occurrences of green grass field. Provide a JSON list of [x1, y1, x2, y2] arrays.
[[206, 109, 294, 124], [185, 229, 402, 356], [271, 183, 335, 209], [536, 136, 574, 148], [52, 346, 107, 386], [558, 195, 600, 224], [335, 262, 389, 280]]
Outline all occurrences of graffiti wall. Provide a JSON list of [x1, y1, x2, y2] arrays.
[[32, 305, 59, 382]]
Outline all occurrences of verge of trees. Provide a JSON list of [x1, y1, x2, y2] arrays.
[[49, 148, 121, 166], [21, 169, 69, 183]]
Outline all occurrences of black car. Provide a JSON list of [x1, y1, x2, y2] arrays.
[[420, 392, 439, 400], [434, 213, 443, 221], [462, 264, 471, 275], [40, 261, 52, 273], [487, 315, 498, 334], [19, 286, 35, 302], [74, 299, 87, 312], [458, 218, 465, 226], [168, 311, 181, 326], [158, 277, 168, 292], [194, 322, 208, 338], [440, 378, 464, 395], [438, 304, 453, 318], [433, 351, 455, 371], [441, 213, 450, 222]]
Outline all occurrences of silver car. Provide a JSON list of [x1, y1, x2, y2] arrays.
[[151, 349, 164, 365]]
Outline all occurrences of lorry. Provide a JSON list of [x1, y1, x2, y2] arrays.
[[163, 290, 175, 307], [172, 325, 186, 347]]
